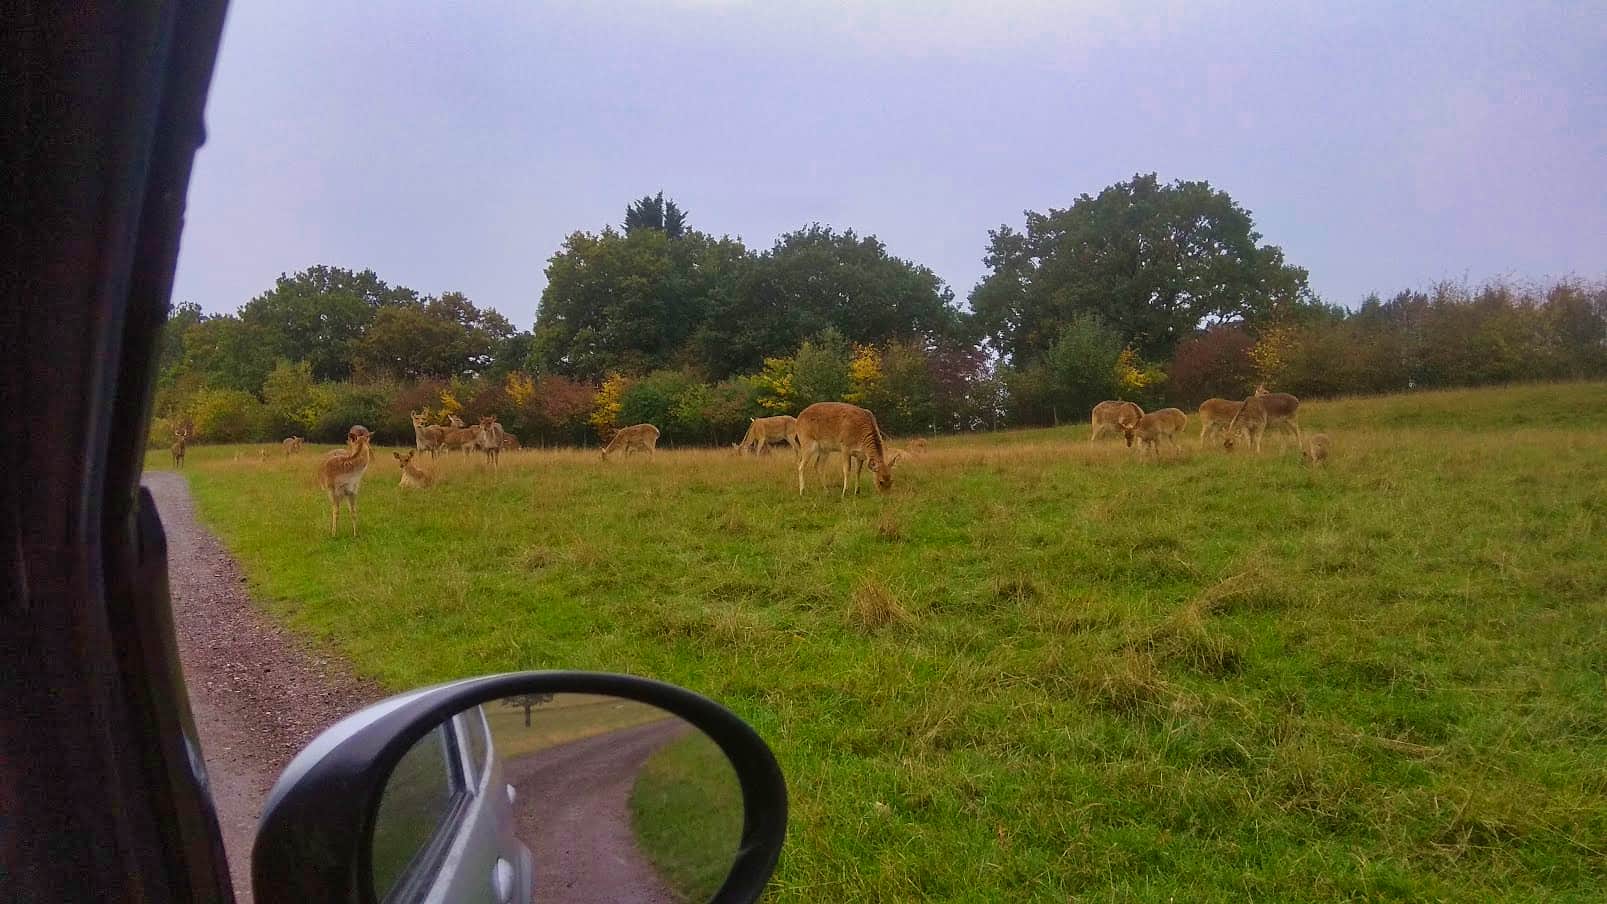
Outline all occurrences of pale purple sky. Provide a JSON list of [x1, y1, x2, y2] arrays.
[[173, 1, 1605, 327]]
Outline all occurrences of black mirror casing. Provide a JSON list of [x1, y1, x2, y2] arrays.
[[251, 672, 787, 904]]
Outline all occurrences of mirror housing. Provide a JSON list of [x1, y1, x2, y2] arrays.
[[252, 672, 787, 904]]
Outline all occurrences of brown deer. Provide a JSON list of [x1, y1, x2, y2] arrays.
[[1303, 433, 1331, 465], [1126, 408, 1188, 459], [734, 415, 800, 457], [393, 449, 435, 488], [316, 425, 374, 536], [410, 410, 447, 459], [601, 424, 660, 460], [473, 416, 504, 471], [1197, 398, 1245, 447], [447, 414, 466, 428], [170, 428, 189, 468], [1090, 401, 1144, 445], [441, 419, 486, 457], [500, 432, 521, 452], [794, 402, 892, 496], [281, 436, 304, 457], [1223, 387, 1302, 453]]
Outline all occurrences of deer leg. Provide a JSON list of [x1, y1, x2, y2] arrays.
[[328, 496, 339, 536], [348, 496, 359, 537], [797, 447, 813, 495]]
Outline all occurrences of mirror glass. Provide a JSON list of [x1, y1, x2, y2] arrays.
[[371, 693, 744, 904]]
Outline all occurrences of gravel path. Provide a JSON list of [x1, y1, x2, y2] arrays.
[[504, 718, 691, 904], [143, 472, 383, 904]]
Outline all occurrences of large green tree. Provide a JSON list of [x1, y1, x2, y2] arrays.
[[970, 173, 1312, 362], [239, 266, 421, 381]]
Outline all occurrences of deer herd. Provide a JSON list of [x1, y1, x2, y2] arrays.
[[169, 384, 1327, 537]]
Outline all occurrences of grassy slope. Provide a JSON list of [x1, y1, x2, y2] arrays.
[[629, 731, 745, 902], [176, 383, 1607, 901]]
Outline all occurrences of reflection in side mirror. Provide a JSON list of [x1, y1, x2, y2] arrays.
[[373, 693, 744, 904], [252, 672, 784, 904]]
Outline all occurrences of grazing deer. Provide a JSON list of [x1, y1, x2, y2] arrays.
[[170, 428, 189, 468], [474, 416, 505, 471], [500, 432, 521, 452], [1303, 433, 1331, 465], [735, 415, 800, 457], [410, 410, 447, 459], [1197, 398, 1245, 447], [281, 436, 304, 457], [316, 425, 374, 537], [601, 424, 660, 460], [1223, 388, 1302, 453], [1126, 408, 1188, 459], [794, 402, 892, 496], [393, 449, 435, 488], [1090, 401, 1144, 445]]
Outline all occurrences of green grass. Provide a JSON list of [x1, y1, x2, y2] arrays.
[[169, 382, 1607, 901], [484, 694, 675, 759], [629, 730, 745, 901]]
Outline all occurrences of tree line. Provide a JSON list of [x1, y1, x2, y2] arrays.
[[152, 177, 1606, 448]]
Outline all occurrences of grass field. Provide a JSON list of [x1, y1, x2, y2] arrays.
[[484, 694, 674, 760], [630, 730, 746, 901], [170, 382, 1607, 901]]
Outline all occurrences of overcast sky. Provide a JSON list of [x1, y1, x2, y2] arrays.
[[172, 0, 1604, 328]]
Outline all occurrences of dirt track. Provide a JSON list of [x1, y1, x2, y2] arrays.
[[144, 472, 382, 903], [504, 718, 690, 904]]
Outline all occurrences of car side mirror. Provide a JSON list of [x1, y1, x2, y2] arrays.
[[251, 672, 787, 904]]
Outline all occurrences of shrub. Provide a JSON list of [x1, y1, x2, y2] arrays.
[[187, 387, 267, 442]]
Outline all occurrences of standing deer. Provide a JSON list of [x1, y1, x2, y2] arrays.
[[1224, 386, 1302, 453], [794, 402, 892, 496], [474, 416, 505, 471], [735, 415, 800, 457], [316, 425, 373, 537], [1090, 401, 1144, 445], [1197, 398, 1245, 447], [1126, 408, 1188, 459], [281, 436, 304, 457], [441, 419, 485, 457], [601, 424, 660, 460], [410, 410, 447, 459], [170, 428, 189, 468]]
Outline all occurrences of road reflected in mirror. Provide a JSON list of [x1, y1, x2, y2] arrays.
[[373, 692, 743, 904]]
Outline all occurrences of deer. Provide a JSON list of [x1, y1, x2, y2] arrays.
[[281, 436, 304, 457], [1223, 385, 1302, 453], [601, 424, 660, 460], [1090, 401, 1144, 446], [499, 432, 521, 452], [1197, 398, 1246, 447], [441, 419, 486, 457], [447, 414, 466, 428], [734, 415, 800, 457], [1303, 433, 1331, 465], [316, 425, 374, 537], [473, 416, 505, 471], [393, 449, 435, 488], [170, 428, 188, 468], [794, 402, 892, 496], [410, 410, 447, 459], [1126, 408, 1188, 459]]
